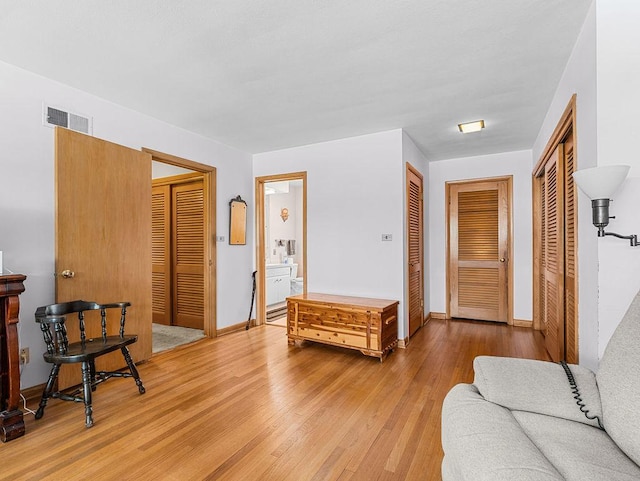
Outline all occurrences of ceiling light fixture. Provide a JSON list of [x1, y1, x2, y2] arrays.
[[457, 120, 485, 134]]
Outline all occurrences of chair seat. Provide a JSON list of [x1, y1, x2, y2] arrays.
[[43, 335, 138, 364]]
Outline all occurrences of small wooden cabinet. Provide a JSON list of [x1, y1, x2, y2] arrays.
[[0, 274, 26, 442], [287, 293, 399, 361]]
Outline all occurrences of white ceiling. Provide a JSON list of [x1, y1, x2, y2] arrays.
[[0, 0, 592, 161]]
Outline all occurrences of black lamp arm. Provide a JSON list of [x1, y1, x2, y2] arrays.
[[601, 230, 639, 247]]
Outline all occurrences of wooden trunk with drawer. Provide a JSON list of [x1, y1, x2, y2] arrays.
[[286, 293, 399, 361]]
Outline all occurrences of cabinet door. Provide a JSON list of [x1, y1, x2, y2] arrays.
[[266, 277, 279, 306], [276, 276, 291, 302]]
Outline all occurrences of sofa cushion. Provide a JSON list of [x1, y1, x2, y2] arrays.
[[513, 410, 640, 481], [473, 356, 602, 428], [597, 290, 640, 466], [441, 383, 563, 481]]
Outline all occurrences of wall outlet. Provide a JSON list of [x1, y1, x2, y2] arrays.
[[19, 347, 29, 365], [381, 234, 393, 241]]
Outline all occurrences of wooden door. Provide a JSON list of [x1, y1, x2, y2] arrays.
[[55, 128, 152, 389], [172, 180, 205, 329], [532, 96, 578, 363], [542, 146, 566, 362], [448, 178, 510, 322], [152, 184, 171, 325], [407, 164, 424, 337], [563, 133, 578, 363]]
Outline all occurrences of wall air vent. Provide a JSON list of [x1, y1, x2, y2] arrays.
[[43, 104, 93, 135]]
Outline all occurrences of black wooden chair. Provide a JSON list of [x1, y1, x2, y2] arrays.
[[35, 300, 145, 428]]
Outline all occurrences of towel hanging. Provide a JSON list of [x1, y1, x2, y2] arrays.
[[286, 240, 296, 255]]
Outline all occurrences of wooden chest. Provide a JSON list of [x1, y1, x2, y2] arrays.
[[286, 293, 399, 361]]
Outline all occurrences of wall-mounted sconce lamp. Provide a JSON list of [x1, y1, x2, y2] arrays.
[[572, 165, 638, 246]]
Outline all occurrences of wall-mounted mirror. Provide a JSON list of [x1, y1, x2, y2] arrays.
[[229, 195, 247, 245]]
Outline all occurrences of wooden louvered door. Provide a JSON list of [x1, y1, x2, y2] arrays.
[[151, 174, 205, 330], [533, 97, 578, 363], [448, 178, 510, 322], [542, 146, 565, 361], [152, 185, 171, 325], [172, 180, 205, 329], [563, 133, 578, 363], [407, 164, 424, 337]]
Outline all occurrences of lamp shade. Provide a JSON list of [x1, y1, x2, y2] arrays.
[[572, 165, 630, 199]]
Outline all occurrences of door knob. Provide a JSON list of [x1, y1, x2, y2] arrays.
[[499, 258, 506, 263], [60, 269, 75, 278]]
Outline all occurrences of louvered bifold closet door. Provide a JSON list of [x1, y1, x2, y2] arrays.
[[563, 134, 578, 363], [450, 180, 508, 322], [539, 176, 547, 333], [543, 146, 565, 362], [172, 180, 205, 329], [407, 167, 424, 337], [152, 185, 172, 325]]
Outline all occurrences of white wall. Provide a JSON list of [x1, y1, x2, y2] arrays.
[[402, 132, 430, 324], [0, 61, 254, 389], [253, 130, 409, 337], [594, 0, 640, 357], [428, 150, 533, 321], [152, 161, 193, 178]]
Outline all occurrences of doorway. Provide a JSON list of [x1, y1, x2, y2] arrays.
[[144, 148, 217, 352], [446, 176, 513, 324], [255, 172, 307, 327]]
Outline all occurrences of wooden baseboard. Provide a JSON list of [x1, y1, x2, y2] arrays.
[[217, 320, 252, 336], [21, 383, 45, 403], [513, 318, 533, 328], [429, 312, 447, 320]]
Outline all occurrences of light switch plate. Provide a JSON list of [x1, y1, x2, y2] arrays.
[[381, 234, 392, 241], [216, 235, 225, 242]]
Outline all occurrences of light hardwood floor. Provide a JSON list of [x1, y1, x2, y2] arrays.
[[9, 319, 549, 481]]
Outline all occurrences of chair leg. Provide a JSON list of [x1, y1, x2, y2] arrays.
[[81, 361, 94, 428], [89, 360, 97, 391], [121, 346, 145, 394], [35, 364, 60, 420]]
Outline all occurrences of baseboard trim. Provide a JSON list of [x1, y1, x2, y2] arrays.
[[513, 318, 533, 328], [217, 320, 252, 336], [21, 383, 45, 403], [430, 312, 447, 320]]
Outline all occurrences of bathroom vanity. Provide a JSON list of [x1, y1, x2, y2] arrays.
[[266, 263, 295, 306], [286, 293, 398, 361]]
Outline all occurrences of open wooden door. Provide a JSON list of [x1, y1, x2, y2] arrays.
[[407, 164, 424, 337], [55, 128, 152, 389], [448, 177, 511, 323]]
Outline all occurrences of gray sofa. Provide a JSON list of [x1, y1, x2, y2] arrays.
[[441, 291, 640, 481]]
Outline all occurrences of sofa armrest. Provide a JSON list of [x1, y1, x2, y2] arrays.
[[473, 356, 602, 428], [442, 383, 564, 481]]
